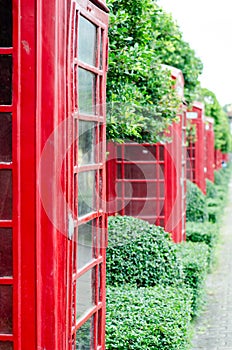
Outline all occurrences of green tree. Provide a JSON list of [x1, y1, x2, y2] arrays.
[[197, 88, 232, 152], [106, 0, 203, 142]]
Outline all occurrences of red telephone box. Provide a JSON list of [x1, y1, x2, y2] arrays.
[[106, 67, 186, 243], [214, 149, 223, 170], [0, 1, 108, 349], [204, 117, 215, 182], [186, 102, 206, 194], [222, 153, 229, 163]]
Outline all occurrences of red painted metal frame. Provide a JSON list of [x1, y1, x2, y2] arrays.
[[165, 114, 186, 242], [222, 153, 229, 163], [204, 117, 215, 182], [65, 1, 108, 349], [107, 142, 166, 226], [186, 102, 206, 194], [106, 68, 186, 243], [0, 1, 108, 349], [214, 149, 223, 170], [0, 1, 21, 349]]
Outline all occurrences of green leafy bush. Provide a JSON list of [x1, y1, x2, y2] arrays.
[[176, 242, 209, 316], [106, 0, 203, 142], [206, 179, 218, 199], [186, 221, 218, 267], [106, 285, 192, 350], [197, 88, 232, 152], [214, 167, 232, 204], [186, 180, 208, 222], [107, 215, 183, 287], [206, 198, 222, 223], [214, 169, 226, 187]]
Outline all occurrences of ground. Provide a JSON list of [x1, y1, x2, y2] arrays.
[[192, 180, 232, 349]]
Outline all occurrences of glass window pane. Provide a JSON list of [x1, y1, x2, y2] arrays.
[[0, 55, 12, 105], [76, 317, 94, 350], [0, 228, 12, 277], [0, 0, 12, 47], [78, 221, 95, 270], [78, 68, 96, 115], [76, 268, 95, 320], [0, 113, 12, 162], [0, 342, 13, 350], [99, 29, 103, 70], [124, 145, 157, 161], [78, 171, 96, 217], [98, 264, 102, 302], [78, 121, 95, 165], [78, 16, 97, 66], [0, 285, 13, 334], [0, 170, 12, 220]]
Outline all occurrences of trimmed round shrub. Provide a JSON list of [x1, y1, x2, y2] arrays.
[[107, 215, 183, 287], [206, 198, 222, 223], [214, 170, 225, 186], [214, 167, 231, 188], [186, 221, 218, 248], [175, 242, 209, 316], [106, 285, 192, 350], [206, 179, 218, 199], [186, 221, 219, 267], [186, 180, 208, 222]]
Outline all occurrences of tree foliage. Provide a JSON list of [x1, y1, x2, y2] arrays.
[[106, 0, 203, 142], [196, 87, 232, 152]]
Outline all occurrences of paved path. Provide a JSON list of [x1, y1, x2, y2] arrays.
[[191, 180, 232, 350]]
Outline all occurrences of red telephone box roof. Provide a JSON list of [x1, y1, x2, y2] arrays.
[[205, 116, 214, 124], [192, 101, 204, 111], [162, 64, 184, 98], [90, 0, 109, 12]]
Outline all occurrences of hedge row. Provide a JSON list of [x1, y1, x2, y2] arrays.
[[175, 242, 209, 317], [106, 166, 231, 349], [106, 285, 192, 350], [186, 221, 218, 268], [107, 215, 183, 287], [106, 215, 209, 348]]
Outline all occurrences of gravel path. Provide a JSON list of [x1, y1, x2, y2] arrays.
[[191, 180, 232, 350]]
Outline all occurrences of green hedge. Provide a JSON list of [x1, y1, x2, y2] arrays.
[[186, 221, 219, 267], [107, 215, 183, 287], [206, 198, 222, 223], [176, 242, 209, 317], [206, 179, 218, 199], [214, 167, 231, 187], [186, 180, 208, 222], [106, 285, 192, 350]]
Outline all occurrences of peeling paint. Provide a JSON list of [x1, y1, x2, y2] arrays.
[[22, 40, 31, 54]]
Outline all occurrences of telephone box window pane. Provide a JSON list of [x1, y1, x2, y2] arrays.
[[78, 68, 96, 115], [98, 264, 102, 302], [76, 316, 94, 350], [78, 171, 96, 217], [78, 121, 95, 165], [0, 342, 13, 350], [0, 55, 12, 105], [78, 16, 97, 67], [76, 268, 96, 320], [0, 113, 12, 162], [99, 30, 104, 70], [0, 170, 12, 220], [78, 220, 95, 270], [0, 285, 13, 334], [0, 228, 12, 277], [0, 0, 12, 47]]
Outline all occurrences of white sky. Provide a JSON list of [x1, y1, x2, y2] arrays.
[[158, 0, 232, 106]]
